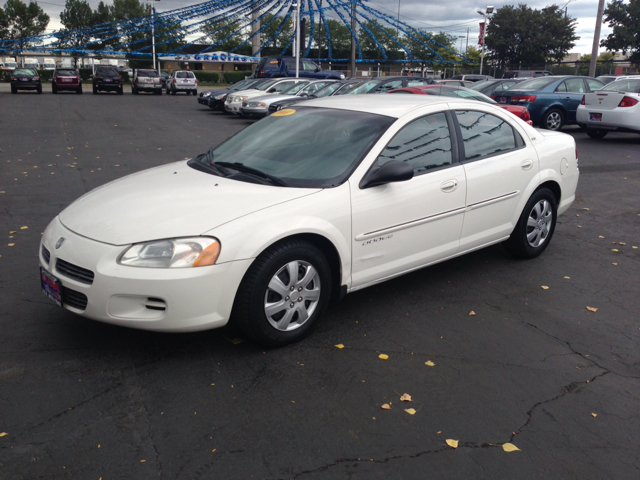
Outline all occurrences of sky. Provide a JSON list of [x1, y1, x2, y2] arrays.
[[30, 0, 612, 55]]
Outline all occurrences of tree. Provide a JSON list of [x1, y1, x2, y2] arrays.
[[358, 20, 402, 60], [462, 45, 481, 65], [601, 0, 640, 62], [577, 52, 615, 75], [260, 13, 292, 52], [1, 0, 49, 50], [402, 29, 457, 65], [202, 16, 246, 52], [485, 4, 578, 68], [58, 0, 93, 63]]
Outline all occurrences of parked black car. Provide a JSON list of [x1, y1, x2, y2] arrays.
[[255, 56, 345, 80], [93, 66, 123, 94], [10, 68, 42, 94]]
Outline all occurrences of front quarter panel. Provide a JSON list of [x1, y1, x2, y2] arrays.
[[206, 184, 352, 288]]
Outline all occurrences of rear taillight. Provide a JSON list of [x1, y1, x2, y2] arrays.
[[118, 76, 122, 81], [173, 79, 177, 84], [523, 109, 531, 121], [512, 95, 537, 103], [580, 95, 585, 105], [575, 144, 578, 162], [259, 69, 265, 76], [33, 76, 39, 81], [94, 76, 97, 81], [618, 96, 638, 108], [489, 95, 496, 100], [195, 79, 198, 84], [10, 76, 16, 80]]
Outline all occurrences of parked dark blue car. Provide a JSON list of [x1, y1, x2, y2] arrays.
[[493, 76, 605, 130], [255, 56, 345, 80]]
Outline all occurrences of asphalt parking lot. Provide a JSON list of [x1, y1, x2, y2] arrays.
[[1, 86, 639, 479]]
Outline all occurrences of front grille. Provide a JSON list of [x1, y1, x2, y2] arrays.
[[42, 245, 51, 265], [62, 286, 88, 310], [56, 258, 95, 285]]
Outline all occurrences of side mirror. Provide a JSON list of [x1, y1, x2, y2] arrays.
[[360, 160, 413, 189], [315, 67, 321, 72], [267, 87, 276, 93]]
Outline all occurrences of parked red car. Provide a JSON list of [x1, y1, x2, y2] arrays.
[[388, 85, 533, 125], [52, 68, 82, 94]]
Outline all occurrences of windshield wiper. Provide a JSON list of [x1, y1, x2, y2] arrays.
[[215, 162, 289, 187], [195, 148, 229, 177]]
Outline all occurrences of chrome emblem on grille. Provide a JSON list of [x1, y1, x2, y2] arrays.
[[55, 237, 66, 249]]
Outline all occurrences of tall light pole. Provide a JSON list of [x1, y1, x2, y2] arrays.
[[589, 0, 606, 77], [146, 0, 161, 71], [458, 35, 466, 55], [477, 6, 493, 75], [294, 1, 300, 78]]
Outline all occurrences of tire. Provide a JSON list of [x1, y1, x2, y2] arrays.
[[586, 129, 608, 139], [11, 85, 16, 94], [503, 188, 558, 259], [132, 86, 138, 95], [171, 87, 175, 95], [158, 89, 162, 95], [93, 86, 98, 94], [193, 90, 198, 96], [52, 85, 57, 94], [541, 109, 564, 131], [37, 85, 42, 94], [117, 86, 123, 95], [77, 87, 83, 94], [232, 239, 332, 347]]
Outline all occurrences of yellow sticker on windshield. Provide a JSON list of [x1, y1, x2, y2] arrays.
[[271, 108, 296, 117]]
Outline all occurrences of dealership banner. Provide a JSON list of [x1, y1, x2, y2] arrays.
[[478, 22, 485, 46], [159, 52, 259, 63]]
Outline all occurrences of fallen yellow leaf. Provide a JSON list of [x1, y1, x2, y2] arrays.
[[591, 413, 597, 417], [469, 311, 476, 316], [400, 393, 412, 402], [212, 448, 217, 452], [425, 360, 436, 367], [404, 408, 416, 415], [378, 354, 389, 360], [0, 432, 7, 437], [541, 285, 549, 290], [446, 439, 459, 448], [586, 307, 598, 312], [140, 460, 146, 463], [619, 242, 626, 246], [564, 276, 570, 279], [20, 226, 28, 230], [9, 231, 16, 234], [611, 249, 619, 252], [502, 443, 520, 452], [7, 244, 14, 247], [381, 404, 391, 410], [633, 246, 638, 249], [598, 236, 604, 239], [335, 344, 344, 349]]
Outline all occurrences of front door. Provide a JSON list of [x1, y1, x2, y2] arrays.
[[350, 112, 466, 289], [556, 78, 586, 123]]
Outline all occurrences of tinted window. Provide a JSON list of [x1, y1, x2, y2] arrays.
[[282, 82, 308, 94], [55, 69, 77, 76], [456, 111, 517, 160], [14, 68, 36, 76], [176, 72, 194, 78], [302, 61, 318, 71], [440, 87, 496, 104], [137, 70, 158, 77], [348, 80, 383, 94], [377, 113, 452, 174], [313, 82, 343, 97], [469, 80, 494, 91]]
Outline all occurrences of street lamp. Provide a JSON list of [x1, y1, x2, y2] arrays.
[[146, 0, 161, 71], [477, 6, 493, 75], [293, 2, 300, 78]]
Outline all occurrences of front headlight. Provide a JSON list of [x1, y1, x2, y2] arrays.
[[214, 94, 225, 100], [118, 237, 221, 268], [202, 91, 212, 97]]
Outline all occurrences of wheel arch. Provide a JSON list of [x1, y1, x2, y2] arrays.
[[541, 104, 567, 120], [536, 180, 561, 205]]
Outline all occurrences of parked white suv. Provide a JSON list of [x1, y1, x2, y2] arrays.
[[167, 70, 198, 95]]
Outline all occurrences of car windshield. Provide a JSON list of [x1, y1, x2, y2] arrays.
[[602, 78, 640, 93], [98, 68, 119, 77], [190, 107, 394, 188], [230, 79, 258, 91], [282, 82, 308, 94], [468, 80, 494, 91], [513, 77, 558, 90], [256, 79, 279, 90], [5, 62, 18, 68], [56, 69, 76, 76], [14, 68, 36, 75], [313, 82, 343, 97], [347, 79, 383, 94], [442, 88, 496, 104], [137, 70, 158, 77], [334, 82, 359, 95]]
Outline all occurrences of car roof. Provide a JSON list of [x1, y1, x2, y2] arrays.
[[303, 94, 460, 118]]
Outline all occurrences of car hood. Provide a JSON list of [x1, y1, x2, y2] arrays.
[[59, 161, 320, 245]]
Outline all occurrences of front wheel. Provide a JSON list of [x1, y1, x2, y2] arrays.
[[93, 86, 98, 94], [37, 85, 42, 94], [586, 129, 608, 139], [503, 188, 558, 259], [541, 109, 564, 131], [232, 240, 332, 347]]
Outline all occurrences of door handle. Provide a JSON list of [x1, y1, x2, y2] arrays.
[[440, 180, 458, 192], [521, 159, 533, 170]]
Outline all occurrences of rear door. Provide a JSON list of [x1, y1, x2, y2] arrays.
[[557, 78, 586, 123]]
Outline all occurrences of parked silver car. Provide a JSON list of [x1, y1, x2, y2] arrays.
[[167, 70, 198, 95], [132, 69, 162, 95]]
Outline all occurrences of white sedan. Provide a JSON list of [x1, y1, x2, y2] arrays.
[[577, 77, 640, 138], [39, 96, 579, 346]]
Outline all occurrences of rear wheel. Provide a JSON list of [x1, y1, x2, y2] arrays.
[[93, 85, 98, 94], [11, 85, 16, 94], [37, 85, 42, 94], [52, 85, 57, 94], [586, 128, 608, 139], [232, 240, 332, 347], [193, 89, 198, 96], [541, 109, 564, 131], [503, 188, 557, 259]]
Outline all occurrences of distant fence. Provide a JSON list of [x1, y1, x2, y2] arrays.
[[441, 60, 639, 79]]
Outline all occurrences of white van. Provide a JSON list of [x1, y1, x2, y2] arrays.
[[2, 57, 18, 71], [24, 57, 40, 70], [43, 58, 56, 70]]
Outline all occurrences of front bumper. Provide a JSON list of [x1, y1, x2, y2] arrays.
[[12, 81, 40, 90], [240, 105, 268, 118], [225, 101, 242, 113], [39, 216, 252, 332]]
